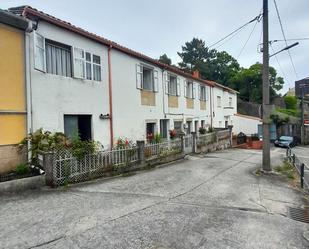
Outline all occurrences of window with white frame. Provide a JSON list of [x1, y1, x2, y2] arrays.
[[73, 48, 101, 81], [136, 64, 158, 92], [166, 74, 180, 96], [34, 33, 45, 71], [34, 32, 102, 81], [92, 55, 101, 81], [229, 97, 233, 107], [199, 85, 207, 101], [185, 81, 194, 98], [45, 39, 72, 77], [73, 48, 85, 79], [217, 96, 222, 107]]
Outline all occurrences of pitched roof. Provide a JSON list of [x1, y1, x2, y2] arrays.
[[0, 8, 29, 30], [9, 5, 238, 93]]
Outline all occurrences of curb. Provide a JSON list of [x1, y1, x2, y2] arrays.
[[0, 175, 45, 194]]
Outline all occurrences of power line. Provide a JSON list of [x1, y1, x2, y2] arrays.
[[213, 27, 244, 50], [208, 14, 262, 49], [237, 16, 260, 59], [273, 0, 298, 78], [271, 38, 309, 42]]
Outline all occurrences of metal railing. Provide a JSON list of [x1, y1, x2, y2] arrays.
[[286, 147, 309, 189], [53, 146, 139, 185]]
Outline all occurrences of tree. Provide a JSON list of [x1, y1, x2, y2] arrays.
[[177, 38, 240, 85], [284, 96, 297, 110], [228, 63, 284, 103], [158, 54, 172, 65], [178, 38, 216, 72]]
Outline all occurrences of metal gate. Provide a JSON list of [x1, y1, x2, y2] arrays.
[[184, 135, 193, 154]]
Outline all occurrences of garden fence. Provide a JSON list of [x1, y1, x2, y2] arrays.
[[40, 129, 232, 186]]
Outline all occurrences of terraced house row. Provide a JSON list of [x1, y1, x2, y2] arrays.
[[0, 6, 238, 172]]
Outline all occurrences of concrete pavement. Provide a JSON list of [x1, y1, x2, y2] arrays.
[[0, 148, 308, 249]]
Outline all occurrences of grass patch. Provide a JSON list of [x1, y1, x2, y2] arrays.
[[274, 161, 296, 180]]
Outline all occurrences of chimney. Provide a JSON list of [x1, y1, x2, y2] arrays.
[[192, 70, 200, 78]]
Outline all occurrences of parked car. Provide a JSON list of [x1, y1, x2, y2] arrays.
[[274, 136, 298, 148]]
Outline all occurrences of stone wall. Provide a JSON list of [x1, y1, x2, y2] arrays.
[[0, 145, 26, 174]]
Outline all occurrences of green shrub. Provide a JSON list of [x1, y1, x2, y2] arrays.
[[16, 163, 30, 175], [19, 128, 67, 165], [277, 108, 299, 117], [154, 133, 162, 143], [284, 96, 297, 110], [199, 127, 207, 134]]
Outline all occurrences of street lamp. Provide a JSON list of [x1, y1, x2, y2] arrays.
[[269, 42, 299, 58]]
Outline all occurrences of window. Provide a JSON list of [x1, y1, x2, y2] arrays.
[[201, 120, 205, 128], [174, 121, 182, 134], [199, 85, 207, 101], [92, 55, 101, 81], [143, 67, 153, 90], [146, 122, 156, 141], [217, 96, 222, 107], [73, 48, 85, 78], [86, 52, 92, 80], [229, 97, 233, 107], [34, 33, 45, 71], [136, 64, 158, 92], [64, 115, 92, 141], [45, 39, 72, 77], [185, 81, 195, 98], [166, 74, 180, 96], [86, 53, 101, 81]]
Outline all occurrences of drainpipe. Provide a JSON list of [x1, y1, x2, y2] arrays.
[[161, 68, 166, 119], [108, 45, 114, 148], [210, 86, 213, 128], [25, 21, 34, 162]]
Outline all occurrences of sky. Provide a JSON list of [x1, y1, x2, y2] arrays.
[[1, 0, 308, 94]]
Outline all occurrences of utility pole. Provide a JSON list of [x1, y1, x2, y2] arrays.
[[262, 0, 271, 171], [301, 88, 304, 145]]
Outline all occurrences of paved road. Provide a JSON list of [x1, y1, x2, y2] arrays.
[[0, 149, 308, 249]]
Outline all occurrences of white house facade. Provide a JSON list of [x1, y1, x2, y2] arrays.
[[9, 6, 238, 149]]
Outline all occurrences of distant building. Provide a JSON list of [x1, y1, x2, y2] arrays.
[[295, 77, 309, 97], [284, 87, 295, 97]]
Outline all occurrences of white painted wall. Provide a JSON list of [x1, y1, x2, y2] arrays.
[[212, 87, 237, 128], [233, 114, 261, 135], [111, 49, 218, 143], [30, 21, 110, 148], [29, 20, 238, 148]]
